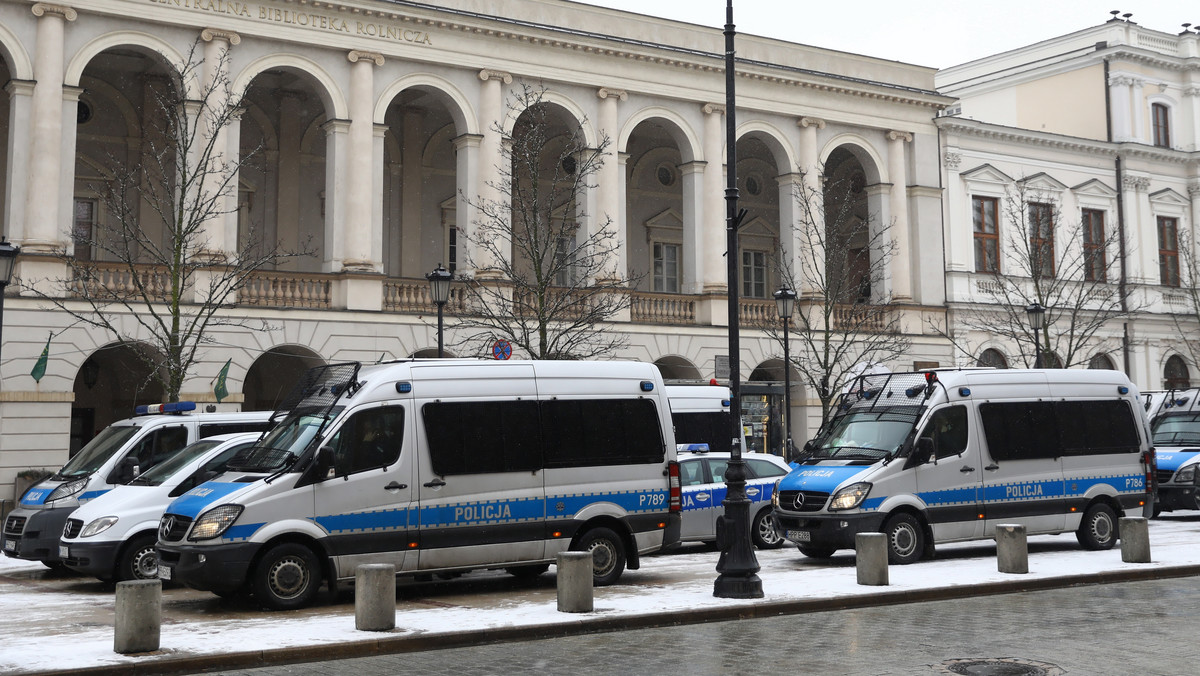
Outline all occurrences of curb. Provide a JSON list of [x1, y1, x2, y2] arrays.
[[28, 563, 1200, 676]]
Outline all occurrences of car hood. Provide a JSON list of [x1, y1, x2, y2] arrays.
[[67, 485, 168, 529], [777, 464, 875, 493], [1156, 449, 1200, 472]]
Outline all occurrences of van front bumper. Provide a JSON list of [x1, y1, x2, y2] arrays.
[[1156, 484, 1199, 512], [2, 506, 74, 563], [772, 510, 887, 550], [157, 541, 262, 593], [61, 540, 122, 578]]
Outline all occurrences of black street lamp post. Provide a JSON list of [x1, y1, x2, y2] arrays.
[[713, 0, 763, 600], [1025, 302, 1045, 368], [0, 238, 21, 382], [774, 286, 796, 459], [426, 264, 452, 358]]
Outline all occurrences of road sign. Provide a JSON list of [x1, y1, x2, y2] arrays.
[[492, 339, 512, 360]]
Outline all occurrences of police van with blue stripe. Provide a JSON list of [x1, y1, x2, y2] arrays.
[[1146, 389, 1200, 513], [772, 369, 1153, 564], [156, 359, 683, 610], [2, 404, 272, 567]]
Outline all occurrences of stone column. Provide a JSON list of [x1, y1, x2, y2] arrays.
[[1130, 78, 1146, 144], [4, 80, 35, 243], [886, 130, 913, 302], [1187, 87, 1200, 152], [1189, 182, 1200, 274], [1124, 173, 1153, 284], [1108, 75, 1134, 142], [475, 69, 512, 279], [400, 107, 424, 277], [343, 50, 383, 273], [797, 116, 825, 298], [942, 149, 968, 272], [701, 103, 726, 295], [680, 160, 706, 298], [453, 133, 482, 273], [596, 88, 626, 282], [198, 28, 240, 259], [23, 3, 76, 254], [322, 118, 350, 273], [776, 172, 803, 286], [276, 91, 304, 269]]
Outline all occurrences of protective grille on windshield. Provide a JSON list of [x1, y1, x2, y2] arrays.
[[834, 371, 936, 417], [273, 362, 361, 419]]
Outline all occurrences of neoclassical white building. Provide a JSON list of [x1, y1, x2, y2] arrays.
[[0, 0, 955, 494]]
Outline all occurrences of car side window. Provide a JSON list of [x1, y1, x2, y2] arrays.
[[746, 458, 787, 479], [707, 459, 729, 484], [680, 459, 707, 487], [328, 406, 405, 476], [919, 406, 969, 460]]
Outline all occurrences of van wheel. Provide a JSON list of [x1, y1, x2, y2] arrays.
[[882, 513, 925, 564], [116, 534, 159, 582], [1076, 503, 1117, 550], [752, 508, 785, 549], [575, 527, 626, 586], [797, 545, 837, 559], [505, 563, 550, 580], [252, 543, 322, 610]]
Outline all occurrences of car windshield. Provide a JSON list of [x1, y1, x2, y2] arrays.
[[129, 439, 222, 486], [55, 426, 141, 479], [1151, 413, 1200, 446], [226, 408, 341, 473], [805, 407, 922, 463]]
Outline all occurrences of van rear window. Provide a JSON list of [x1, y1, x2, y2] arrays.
[[541, 399, 664, 468], [980, 399, 1139, 461]]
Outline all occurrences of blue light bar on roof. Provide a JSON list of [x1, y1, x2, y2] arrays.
[[640, 381, 654, 392], [135, 401, 197, 415], [678, 443, 710, 452]]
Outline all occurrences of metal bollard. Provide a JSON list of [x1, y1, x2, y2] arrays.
[[556, 551, 593, 613], [855, 532, 888, 586], [355, 563, 396, 631], [995, 523, 1028, 574], [1119, 517, 1151, 563], [114, 579, 161, 654]]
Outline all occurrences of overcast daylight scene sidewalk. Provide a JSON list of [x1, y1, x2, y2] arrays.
[[3, 516, 1200, 675]]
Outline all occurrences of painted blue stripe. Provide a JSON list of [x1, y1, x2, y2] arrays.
[[166, 482, 248, 519], [1156, 451, 1199, 471], [221, 523, 265, 542], [79, 489, 111, 503], [19, 488, 52, 507], [419, 496, 544, 527], [778, 465, 871, 493], [916, 486, 980, 506], [313, 509, 411, 534]]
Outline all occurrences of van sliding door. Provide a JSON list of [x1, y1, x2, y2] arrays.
[[978, 401, 1066, 534]]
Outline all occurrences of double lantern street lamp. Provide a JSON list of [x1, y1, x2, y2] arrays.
[[425, 264, 453, 358], [1025, 302, 1046, 368], [773, 286, 797, 459], [0, 238, 21, 379]]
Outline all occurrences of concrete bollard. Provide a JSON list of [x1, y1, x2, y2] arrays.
[[355, 564, 396, 631], [995, 523, 1028, 574], [556, 551, 593, 613], [855, 532, 889, 586], [1120, 517, 1151, 563], [114, 579, 161, 654]]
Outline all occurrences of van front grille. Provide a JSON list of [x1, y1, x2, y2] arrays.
[[777, 490, 830, 512], [63, 519, 83, 539], [1157, 469, 1177, 484], [3, 515, 26, 537], [159, 514, 193, 542]]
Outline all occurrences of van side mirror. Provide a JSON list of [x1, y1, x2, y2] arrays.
[[316, 447, 336, 479], [913, 437, 934, 465], [114, 456, 141, 484]]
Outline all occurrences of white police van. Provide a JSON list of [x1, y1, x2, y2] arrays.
[[59, 433, 261, 582], [772, 369, 1153, 563], [156, 360, 682, 610], [1146, 389, 1200, 513], [2, 404, 272, 567]]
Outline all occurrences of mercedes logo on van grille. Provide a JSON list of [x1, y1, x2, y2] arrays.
[[160, 516, 175, 540], [792, 492, 807, 510]]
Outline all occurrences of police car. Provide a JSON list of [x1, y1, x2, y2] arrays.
[[677, 445, 791, 549]]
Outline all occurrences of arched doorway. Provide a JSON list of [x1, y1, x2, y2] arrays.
[[70, 342, 165, 454], [977, 348, 1008, 369], [1164, 355, 1190, 389], [243, 347, 325, 412], [654, 356, 701, 381]]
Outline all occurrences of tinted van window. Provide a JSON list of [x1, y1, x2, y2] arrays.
[[542, 398, 663, 468], [981, 400, 1139, 461], [423, 401, 541, 475]]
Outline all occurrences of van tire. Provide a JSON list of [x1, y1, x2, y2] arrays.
[[116, 534, 159, 582], [797, 545, 837, 559], [1076, 503, 1117, 550], [505, 563, 550, 580], [575, 527, 626, 586], [252, 543, 322, 610], [882, 513, 925, 564], [752, 508, 785, 549]]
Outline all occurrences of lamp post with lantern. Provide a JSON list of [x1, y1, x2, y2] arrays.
[[1025, 302, 1045, 368], [774, 286, 796, 459], [426, 264, 453, 358]]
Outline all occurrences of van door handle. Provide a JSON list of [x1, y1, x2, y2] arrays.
[[423, 478, 446, 488], [960, 466, 975, 473], [385, 482, 407, 491], [984, 464, 999, 471]]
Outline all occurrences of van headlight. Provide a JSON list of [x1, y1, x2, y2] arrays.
[[46, 478, 88, 503], [1176, 466, 1196, 484], [829, 482, 872, 511], [772, 479, 782, 508], [189, 505, 244, 541], [80, 516, 119, 538]]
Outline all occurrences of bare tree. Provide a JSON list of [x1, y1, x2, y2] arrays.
[[1169, 226, 1200, 373], [453, 84, 637, 359], [772, 162, 911, 426], [931, 179, 1135, 369], [36, 39, 309, 400]]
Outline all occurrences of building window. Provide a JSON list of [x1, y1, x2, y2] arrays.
[[977, 348, 1008, 369], [73, 198, 97, 261], [652, 242, 680, 293], [741, 250, 767, 298], [1028, 202, 1055, 278], [1158, 216, 1180, 287], [1165, 355, 1190, 389], [445, 224, 457, 274], [972, 196, 999, 273], [1081, 208, 1106, 282], [1151, 103, 1171, 148], [1088, 354, 1116, 370]]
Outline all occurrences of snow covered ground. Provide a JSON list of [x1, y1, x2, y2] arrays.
[[2, 516, 1199, 674]]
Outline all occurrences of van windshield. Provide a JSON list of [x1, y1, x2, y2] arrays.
[[227, 408, 340, 473], [130, 439, 222, 486], [805, 407, 922, 463], [55, 426, 141, 479], [1151, 413, 1200, 446]]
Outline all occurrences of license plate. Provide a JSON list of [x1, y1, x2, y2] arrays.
[[59, 545, 68, 559], [3, 540, 14, 552], [787, 529, 812, 542], [159, 565, 172, 581]]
